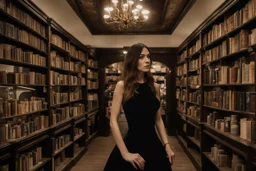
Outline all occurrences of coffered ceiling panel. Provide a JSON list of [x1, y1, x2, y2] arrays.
[[67, 0, 196, 35]]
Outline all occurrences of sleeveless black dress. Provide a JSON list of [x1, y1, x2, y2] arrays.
[[104, 83, 172, 171]]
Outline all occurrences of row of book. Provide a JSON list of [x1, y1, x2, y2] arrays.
[[87, 59, 98, 68], [177, 63, 187, 76], [50, 91, 68, 105], [194, 128, 201, 142], [54, 151, 66, 168], [188, 90, 201, 104], [0, 71, 46, 85], [16, 147, 43, 171], [176, 89, 187, 101], [204, 56, 255, 84], [54, 134, 71, 152], [0, 44, 46, 67], [187, 105, 200, 119], [188, 75, 201, 86], [203, 0, 256, 46], [178, 50, 187, 63], [87, 80, 99, 89], [204, 89, 256, 112], [188, 57, 201, 71], [87, 71, 98, 79], [69, 44, 86, 62], [105, 62, 122, 74], [0, 21, 47, 52], [203, 40, 227, 63], [105, 75, 120, 83], [0, 0, 46, 37], [207, 112, 256, 143], [87, 93, 99, 111], [51, 34, 69, 51], [0, 97, 47, 117], [176, 76, 187, 87], [188, 39, 201, 56], [50, 71, 86, 85], [177, 100, 186, 114], [0, 115, 49, 144], [208, 144, 246, 170], [69, 88, 82, 101], [74, 127, 83, 137]]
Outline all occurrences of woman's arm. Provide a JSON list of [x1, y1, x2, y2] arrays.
[[110, 81, 145, 170], [154, 83, 175, 165]]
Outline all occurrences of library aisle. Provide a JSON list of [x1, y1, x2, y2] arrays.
[[71, 115, 196, 171]]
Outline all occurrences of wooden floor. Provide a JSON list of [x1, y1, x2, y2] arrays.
[[71, 114, 196, 171]]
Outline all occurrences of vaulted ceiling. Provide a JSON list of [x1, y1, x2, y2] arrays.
[[67, 0, 195, 35]]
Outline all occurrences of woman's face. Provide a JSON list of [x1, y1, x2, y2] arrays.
[[137, 47, 151, 72]]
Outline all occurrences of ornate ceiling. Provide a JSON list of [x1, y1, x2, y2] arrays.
[[67, 0, 196, 35]]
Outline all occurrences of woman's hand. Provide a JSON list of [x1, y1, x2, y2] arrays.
[[122, 152, 145, 170], [165, 145, 175, 165]]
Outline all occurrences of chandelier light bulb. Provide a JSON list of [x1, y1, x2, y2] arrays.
[[104, 7, 113, 12], [132, 9, 139, 14], [134, 15, 139, 20], [128, 0, 134, 5], [123, 3, 128, 8], [136, 5, 143, 9], [104, 14, 110, 19], [142, 10, 149, 15], [112, 0, 118, 4], [144, 15, 148, 20]]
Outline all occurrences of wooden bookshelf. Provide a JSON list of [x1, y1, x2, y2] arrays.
[[176, 0, 256, 170], [0, 0, 98, 170]]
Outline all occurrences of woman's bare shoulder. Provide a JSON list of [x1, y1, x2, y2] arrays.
[[115, 80, 125, 91]]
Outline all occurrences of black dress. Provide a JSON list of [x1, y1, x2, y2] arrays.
[[104, 82, 172, 171]]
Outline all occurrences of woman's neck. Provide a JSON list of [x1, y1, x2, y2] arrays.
[[137, 72, 145, 83]]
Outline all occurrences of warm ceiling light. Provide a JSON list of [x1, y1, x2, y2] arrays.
[[136, 5, 143, 9], [123, 51, 127, 54], [142, 10, 149, 15], [104, 15, 110, 19], [103, 0, 149, 32]]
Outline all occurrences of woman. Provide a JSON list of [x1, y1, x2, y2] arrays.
[[104, 43, 175, 171]]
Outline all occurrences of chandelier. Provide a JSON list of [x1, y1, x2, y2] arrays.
[[103, 0, 149, 32]]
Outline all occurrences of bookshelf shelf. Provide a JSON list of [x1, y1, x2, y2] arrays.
[[187, 148, 201, 167], [202, 49, 249, 66], [30, 158, 51, 171], [50, 43, 69, 55], [0, 33, 47, 55], [202, 152, 232, 171], [69, 55, 85, 64], [55, 157, 73, 171], [0, 58, 47, 69], [50, 66, 70, 73], [204, 34, 228, 50], [177, 60, 187, 65], [203, 129, 247, 158], [187, 116, 200, 128], [70, 99, 84, 103], [74, 133, 85, 142], [50, 118, 72, 129], [88, 66, 98, 70], [0, 108, 48, 119], [51, 102, 70, 108], [187, 101, 200, 106], [8, 128, 49, 144], [86, 131, 98, 145], [177, 135, 187, 148], [203, 83, 255, 87], [188, 136, 201, 149], [87, 78, 98, 81], [53, 141, 73, 157], [73, 147, 86, 164], [151, 72, 168, 75], [0, 9, 48, 41], [203, 123, 251, 147], [203, 105, 255, 115], [187, 51, 201, 59]]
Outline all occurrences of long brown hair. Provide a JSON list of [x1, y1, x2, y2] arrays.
[[122, 43, 156, 104]]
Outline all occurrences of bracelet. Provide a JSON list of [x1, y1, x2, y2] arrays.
[[163, 142, 169, 148]]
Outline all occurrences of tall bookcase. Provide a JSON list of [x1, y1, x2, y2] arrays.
[[176, 0, 256, 171], [0, 0, 98, 170]]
